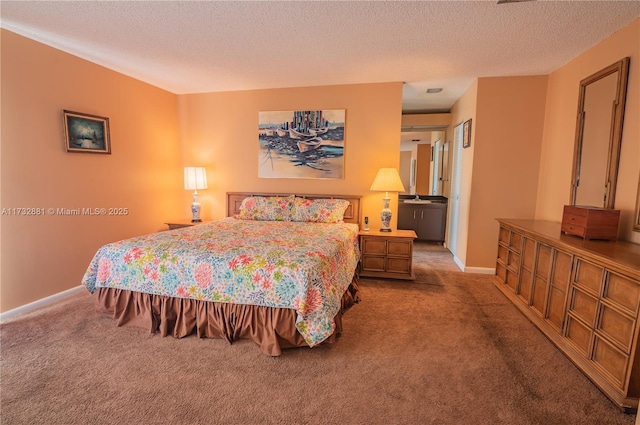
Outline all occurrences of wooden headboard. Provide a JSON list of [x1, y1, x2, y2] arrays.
[[226, 192, 362, 226]]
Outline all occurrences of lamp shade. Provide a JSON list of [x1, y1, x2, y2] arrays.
[[184, 167, 208, 190], [370, 168, 405, 193]]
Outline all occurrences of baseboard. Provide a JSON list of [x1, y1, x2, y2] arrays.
[[453, 255, 496, 275], [464, 266, 496, 275], [0, 285, 85, 323]]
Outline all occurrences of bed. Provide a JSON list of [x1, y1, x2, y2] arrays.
[[81, 192, 362, 356]]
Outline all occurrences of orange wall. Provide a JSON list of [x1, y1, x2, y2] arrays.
[[449, 76, 548, 269], [0, 30, 183, 312], [177, 83, 404, 230], [467, 76, 548, 267], [537, 18, 639, 244]]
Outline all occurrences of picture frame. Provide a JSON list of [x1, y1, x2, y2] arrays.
[[258, 109, 345, 179], [63, 110, 111, 154], [463, 119, 472, 149]]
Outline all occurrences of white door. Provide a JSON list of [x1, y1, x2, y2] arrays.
[[448, 123, 464, 255]]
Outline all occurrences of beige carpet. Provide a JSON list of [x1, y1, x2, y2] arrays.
[[1, 241, 636, 424]]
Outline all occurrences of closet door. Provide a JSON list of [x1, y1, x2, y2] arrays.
[[447, 122, 463, 256]]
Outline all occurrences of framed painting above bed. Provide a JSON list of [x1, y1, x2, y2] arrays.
[[258, 110, 346, 180]]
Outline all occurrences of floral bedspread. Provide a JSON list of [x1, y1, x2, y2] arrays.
[[82, 218, 360, 346]]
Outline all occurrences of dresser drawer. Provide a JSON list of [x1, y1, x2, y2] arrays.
[[563, 212, 588, 226], [592, 335, 629, 388], [509, 231, 523, 253], [574, 259, 604, 295], [569, 286, 599, 326], [565, 315, 592, 356], [562, 221, 586, 238], [604, 272, 640, 315], [597, 304, 635, 353], [497, 245, 508, 263]]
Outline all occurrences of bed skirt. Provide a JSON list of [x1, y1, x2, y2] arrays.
[[94, 278, 361, 356]]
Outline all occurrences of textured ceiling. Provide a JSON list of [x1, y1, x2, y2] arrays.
[[1, 0, 639, 115]]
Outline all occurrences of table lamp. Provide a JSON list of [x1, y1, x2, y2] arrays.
[[184, 166, 208, 222], [370, 167, 405, 232]]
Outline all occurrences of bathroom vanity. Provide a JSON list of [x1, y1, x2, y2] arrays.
[[397, 195, 447, 242]]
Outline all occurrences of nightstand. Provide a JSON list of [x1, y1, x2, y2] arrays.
[[165, 219, 212, 230], [359, 229, 417, 280]]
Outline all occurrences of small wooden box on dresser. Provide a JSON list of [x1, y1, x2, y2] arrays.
[[359, 229, 417, 280], [495, 219, 640, 412], [562, 205, 620, 241]]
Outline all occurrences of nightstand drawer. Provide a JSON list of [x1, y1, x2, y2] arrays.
[[361, 239, 387, 255], [388, 240, 411, 256], [361, 255, 386, 272], [387, 257, 411, 274]]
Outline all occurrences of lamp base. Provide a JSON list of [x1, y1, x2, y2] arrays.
[[380, 197, 392, 233], [191, 191, 202, 223]]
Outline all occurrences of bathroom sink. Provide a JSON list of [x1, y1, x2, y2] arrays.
[[403, 200, 432, 204]]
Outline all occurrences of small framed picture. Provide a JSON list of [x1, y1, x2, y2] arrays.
[[463, 119, 472, 149], [63, 110, 111, 154]]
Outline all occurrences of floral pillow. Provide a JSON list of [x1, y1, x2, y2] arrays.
[[237, 195, 294, 221], [291, 197, 350, 223]]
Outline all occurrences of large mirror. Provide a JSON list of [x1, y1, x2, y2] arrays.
[[570, 57, 630, 209], [399, 125, 449, 196]]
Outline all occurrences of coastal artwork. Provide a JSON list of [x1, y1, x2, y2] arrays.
[[63, 110, 111, 154], [259, 110, 345, 179]]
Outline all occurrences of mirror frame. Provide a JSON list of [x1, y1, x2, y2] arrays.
[[635, 173, 640, 232], [570, 57, 630, 209]]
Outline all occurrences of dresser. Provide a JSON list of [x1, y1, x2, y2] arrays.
[[359, 229, 417, 280], [495, 219, 640, 412]]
